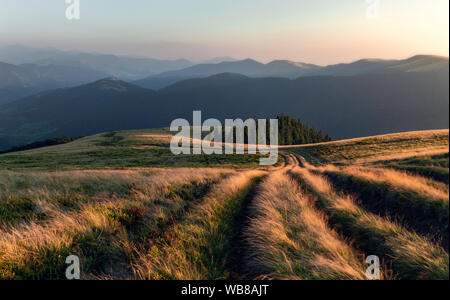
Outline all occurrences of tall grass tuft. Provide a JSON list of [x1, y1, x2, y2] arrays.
[[321, 166, 449, 249], [245, 171, 367, 280], [289, 167, 449, 280], [133, 170, 267, 280], [0, 168, 231, 279]]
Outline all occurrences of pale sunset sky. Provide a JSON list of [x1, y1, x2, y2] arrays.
[[0, 0, 448, 64]]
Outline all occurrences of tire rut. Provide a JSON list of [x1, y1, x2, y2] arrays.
[[228, 154, 295, 279], [228, 176, 266, 280]]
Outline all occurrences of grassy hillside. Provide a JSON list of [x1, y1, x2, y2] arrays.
[[0, 129, 448, 280], [0, 129, 266, 170], [283, 130, 449, 166]]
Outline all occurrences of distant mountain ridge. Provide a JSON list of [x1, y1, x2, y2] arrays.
[[134, 55, 449, 90], [134, 59, 321, 89], [0, 61, 109, 105], [201, 57, 237, 64], [0, 45, 195, 80], [0, 59, 447, 150], [310, 55, 449, 76]]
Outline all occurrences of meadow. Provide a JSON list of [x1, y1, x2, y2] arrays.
[[0, 129, 448, 280]]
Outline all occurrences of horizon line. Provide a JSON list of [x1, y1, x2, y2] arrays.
[[1, 44, 449, 67]]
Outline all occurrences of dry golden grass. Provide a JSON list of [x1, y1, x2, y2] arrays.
[[0, 202, 113, 266], [134, 134, 174, 144], [0, 168, 228, 200], [315, 163, 449, 251], [137, 131, 281, 153], [245, 170, 367, 280], [333, 166, 449, 201], [290, 167, 449, 280], [285, 130, 449, 166], [281, 130, 449, 149], [1, 128, 448, 280], [0, 168, 232, 206], [0, 168, 233, 279], [349, 149, 449, 165], [133, 170, 266, 280]]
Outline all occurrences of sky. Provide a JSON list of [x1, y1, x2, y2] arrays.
[[0, 0, 448, 64]]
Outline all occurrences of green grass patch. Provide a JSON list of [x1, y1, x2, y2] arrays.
[[0, 129, 282, 170], [0, 197, 42, 226]]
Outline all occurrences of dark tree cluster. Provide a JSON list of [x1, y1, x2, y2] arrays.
[[220, 115, 331, 146], [277, 115, 331, 145]]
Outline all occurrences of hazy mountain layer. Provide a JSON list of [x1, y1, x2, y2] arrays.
[[134, 55, 449, 90], [0, 65, 447, 150], [0, 62, 109, 105], [134, 59, 320, 89], [0, 45, 194, 81]]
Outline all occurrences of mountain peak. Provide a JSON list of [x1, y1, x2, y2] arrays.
[[202, 56, 237, 64], [406, 55, 449, 62], [90, 77, 131, 92], [238, 58, 261, 64], [103, 76, 119, 81], [207, 73, 250, 80], [267, 60, 320, 69]]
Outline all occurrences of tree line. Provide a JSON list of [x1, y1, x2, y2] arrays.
[[277, 115, 331, 145], [217, 115, 331, 146]]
